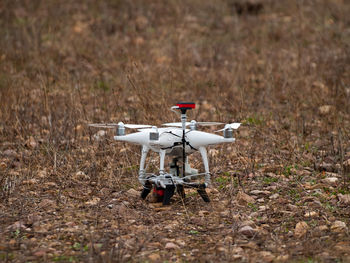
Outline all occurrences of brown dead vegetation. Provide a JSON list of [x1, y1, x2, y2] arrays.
[[0, 0, 350, 262]]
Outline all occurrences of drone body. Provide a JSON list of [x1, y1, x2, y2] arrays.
[[89, 102, 241, 205]]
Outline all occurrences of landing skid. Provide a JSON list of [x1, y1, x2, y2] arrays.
[[140, 173, 211, 205]]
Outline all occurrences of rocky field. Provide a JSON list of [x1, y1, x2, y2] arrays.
[[0, 0, 350, 262]]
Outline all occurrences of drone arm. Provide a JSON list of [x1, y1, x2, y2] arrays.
[[199, 146, 211, 186], [138, 145, 149, 185]]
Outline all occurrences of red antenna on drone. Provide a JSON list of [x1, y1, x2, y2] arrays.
[[173, 102, 196, 178]]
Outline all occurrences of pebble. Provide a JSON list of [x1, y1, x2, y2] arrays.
[[269, 193, 279, 199], [165, 242, 180, 249], [331, 221, 348, 233], [93, 130, 107, 140], [294, 221, 309, 238], [250, 190, 271, 195], [148, 253, 161, 261], [259, 251, 275, 262], [315, 225, 328, 232], [126, 188, 140, 198], [238, 225, 256, 237], [322, 177, 338, 185], [338, 194, 350, 205], [304, 211, 318, 218], [236, 191, 255, 205]]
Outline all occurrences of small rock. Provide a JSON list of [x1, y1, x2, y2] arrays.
[[165, 242, 180, 249], [325, 172, 339, 177], [20, 243, 27, 250], [148, 253, 161, 261], [338, 194, 350, 205], [73, 171, 90, 181], [44, 182, 58, 188], [294, 221, 309, 238], [304, 211, 318, 218], [33, 249, 46, 257], [231, 247, 244, 259], [266, 185, 277, 191], [27, 136, 37, 148], [240, 220, 255, 227], [126, 188, 140, 198], [38, 170, 47, 178], [259, 205, 268, 212], [220, 211, 230, 217], [322, 177, 338, 185], [217, 246, 228, 253], [3, 149, 18, 159], [276, 254, 290, 262], [250, 190, 271, 196], [236, 191, 255, 205], [0, 162, 7, 170], [287, 204, 298, 211], [319, 105, 333, 115], [334, 241, 350, 253], [315, 225, 328, 232], [85, 197, 100, 206], [250, 212, 258, 218], [231, 246, 244, 254], [259, 251, 275, 262], [269, 193, 279, 199], [93, 130, 107, 140], [176, 239, 186, 247], [331, 221, 348, 233], [7, 221, 26, 231], [23, 178, 38, 185], [9, 239, 16, 247], [75, 124, 84, 133], [198, 210, 209, 216], [238, 225, 256, 237]]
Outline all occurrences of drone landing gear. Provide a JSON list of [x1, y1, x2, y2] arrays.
[[163, 185, 175, 205], [197, 185, 210, 202], [140, 183, 210, 204], [140, 156, 210, 205], [141, 181, 152, 200]]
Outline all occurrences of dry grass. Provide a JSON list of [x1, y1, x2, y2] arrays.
[[1, 0, 350, 262]]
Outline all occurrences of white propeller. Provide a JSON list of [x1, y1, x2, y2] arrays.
[[215, 123, 241, 132], [163, 121, 223, 127], [89, 123, 152, 129], [88, 123, 118, 129]]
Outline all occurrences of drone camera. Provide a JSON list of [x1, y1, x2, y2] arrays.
[[149, 132, 159, 141]]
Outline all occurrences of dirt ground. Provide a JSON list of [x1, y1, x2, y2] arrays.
[[1, 0, 350, 262]]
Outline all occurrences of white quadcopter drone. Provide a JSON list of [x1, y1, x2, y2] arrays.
[[89, 102, 241, 205]]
